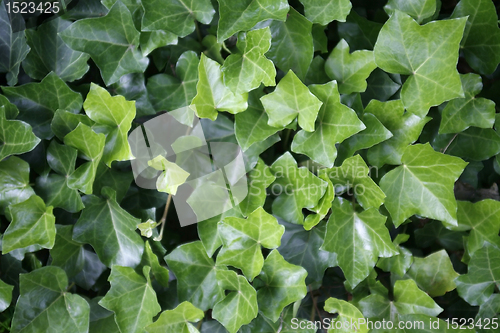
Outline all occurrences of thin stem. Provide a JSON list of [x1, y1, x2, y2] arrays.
[[66, 282, 75, 292], [442, 133, 458, 154], [155, 193, 172, 241], [195, 21, 203, 43], [309, 285, 323, 322]]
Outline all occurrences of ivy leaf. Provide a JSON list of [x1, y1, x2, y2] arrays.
[[217, 207, 284, 281], [213, 270, 258, 333], [325, 39, 377, 94], [165, 241, 224, 310], [148, 156, 190, 195], [198, 208, 243, 257], [261, 70, 322, 132], [269, 152, 328, 224], [380, 143, 467, 227], [99, 266, 161, 333], [145, 301, 204, 333], [298, 0, 351, 25], [191, 54, 248, 120], [3, 195, 55, 254], [83, 83, 135, 166], [59, 1, 148, 85], [451, 0, 500, 75], [366, 100, 430, 167], [88, 297, 120, 333], [439, 74, 496, 134], [23, 18, 90, 81], [256, 250, 307, 322], [0, 106, 40, 160], [139, 241, 170, 287], [221, 27, 276, 94], [377, 234, 414, 277], [435, 128, 500, 162], [321, 198, 397, 288], [140, 30, 178, 57], [216, 0, 289, 42], [147, 51, 199, 112], [476, 294, 500, 333], [2, 72, 83, 139], [64, 123, 106, 194], [361, 68, 401, 105], [266, 8, 313, 80], [72, 188, 144, 267], [338, 11, 382, 51], [406, 250, 459, 297], [291, 81, 365, 167], [51, 109, 94, 140], [456, 242, 500, 306], [50, 225, 85, 279], [303, 171, 334, 230], [374, 11, 467, 117], [384, 0, 438, 24], [324, 298, 369, 333], [0, 157, 35, 214], [111, 73, 155, 117], [11, 267, 90, 333], [0, 279, 13, 312]]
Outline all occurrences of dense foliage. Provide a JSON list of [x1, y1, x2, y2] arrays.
[[1, 0, 500, 332]]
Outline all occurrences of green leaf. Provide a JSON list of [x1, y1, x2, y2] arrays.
[[221, 27, 276, 94], [216, 0, 289, 42], [111, 73, 155, 117], [261, 70, 322, 132], [191, 54, 248, 120], [72, 189, 144, 267], [385, 0, 438, 24], [0, 106, 40, 160], [291, 81, 365, 167], [456, 242, 500, 306], [377, 234, 414, 277], [148, 156, 190, 195], [451, 0, 500, 75], [145, 301, 204, 333], [83, 83, 135, 166], [360, 68, 401, 105], [338, 11, 382, 51], [93, 163, 133, 203], [299, 0, 352, 25], [88, 297, 120, 333], [11, 266, 90, 333], [148, 51, 199, 112], [406, 250, 459, 297], [23, 18, 90, 81], [198, 208, 243, 257], [256, 249, 307, 322], [165, 241, 224, 310], [0, 156, 35, 214], [324, 298, 369, 333], [325, 39, 377, 94], [202, 35, 224, 64], [269, 152, 328, 224], [0, 278, 13, 312], [266, 8, 313, 80], [434, 128, 500, 161], [50, 225, 85, 279], [303, 171, 334, 230], [439, 74, 496, 134], [374, 11, 467, 116], [380, 143, 467, 227], [213, 270, 258, 333], [51, 109, 94, 140], [59, 1, 148, 85], [325, 154, 385, 209], [3, 195, 55, 254], [217, 207, 284, 281], [2, 72, 83, 139], [366, 100, 430, 167], [140, 30, 178, 57], [142, 0, 214, 37], [321, 198, 397, 288], [99, 266, 161, 333], [139, 241, 170, 287], [476, 294, 500, 333]]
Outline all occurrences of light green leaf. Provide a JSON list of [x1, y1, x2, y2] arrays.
[[217, 207, 284, 281], [202, 35, 224, 64], [366, 100, 430, 167], [451, 0, 500, 75], [221, 27, 276, 94], [434, 128, 500, 161], [0, 157, 35, 214], [191, 54, 248, 120], [145, 301, 204, 333], [23, 18, 90, 81], [3, 195, 55, 254], [165, 241, 224, 310], [51, 109, 94, 140], [213, 270, 258, 333], [406, 250, 459, 297], [325, 39, 377, 94], [303, 171, 334, 230], [72, 189, 144, 267], [148, 51, 199, 112], [374, 11, 467, 116], [0, 279, 13, 312], [439, 74, 496, 134], [137, 220, 157, 238], [321, 198, 397, 287], [299, 0, 351, 25], [11, 267, 90, 333], [270, 152, 328, 224], [0, 106, 40, 160], [111, 73, 155, 117], [261, 70, 322, 132], [324, 298, 369, 333], [59, 1, 148, 85], [2, 72, 83, 139], [456, 242, 500, 306], [148, 156, 190, 195], [140, 30, 178, 57], [380, 143, 467, 227], [385, 0, 438, 24], [216, 0, 289, 42], [266, 8, 313, 80], [377, 234, 414, 277], [198, 208, 243, 257], [99, 266, 161, 333], [256, 250, 307, 322], [291, 81, 365, 167]]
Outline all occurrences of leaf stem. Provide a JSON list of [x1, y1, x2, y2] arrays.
[[155, 193, 172, 241], [441, 133, 458, 154], [309, 285, 322, 322]]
